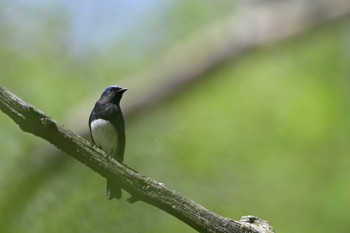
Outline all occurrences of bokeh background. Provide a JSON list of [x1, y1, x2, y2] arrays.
[[1, 1, 350, 233]]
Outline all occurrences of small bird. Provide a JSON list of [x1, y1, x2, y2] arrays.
[[89, 85, 127, 199]]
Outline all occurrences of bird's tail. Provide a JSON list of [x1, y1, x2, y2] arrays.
[[106, 178, 122, 199]]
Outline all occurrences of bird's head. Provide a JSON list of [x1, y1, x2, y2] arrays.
[[100, 85, 127, 104]]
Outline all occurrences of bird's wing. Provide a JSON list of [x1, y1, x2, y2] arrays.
[[88, 107, 96, 144], [102, 103, 125, 162]]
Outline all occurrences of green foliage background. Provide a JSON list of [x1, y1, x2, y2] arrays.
[[1, 2, 350, 233]]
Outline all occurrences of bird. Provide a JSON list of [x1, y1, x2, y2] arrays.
[[89, 85, 127, 199]]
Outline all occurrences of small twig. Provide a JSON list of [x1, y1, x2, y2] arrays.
[[0, 86, 275, 233]]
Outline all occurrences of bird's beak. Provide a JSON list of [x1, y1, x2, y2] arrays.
[[119, 88, 128, 93]]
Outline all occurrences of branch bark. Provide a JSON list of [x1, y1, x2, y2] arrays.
[[0, 86, 275, 233], [2, 2, 349, 231]]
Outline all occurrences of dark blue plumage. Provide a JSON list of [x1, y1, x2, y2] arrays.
[[89, 85, 127, 199]]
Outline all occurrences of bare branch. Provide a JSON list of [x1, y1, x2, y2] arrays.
[[2, 1, 349, 231], [0, 86, 275, 233]]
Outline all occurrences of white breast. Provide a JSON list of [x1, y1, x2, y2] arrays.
[[90, 119, 118, 156]]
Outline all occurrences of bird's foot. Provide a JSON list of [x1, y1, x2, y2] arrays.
[[106, 150, 114, 160], [91, 142, 101, 150]]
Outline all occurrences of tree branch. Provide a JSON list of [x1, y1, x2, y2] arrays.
[[0, 86, 275, 233]]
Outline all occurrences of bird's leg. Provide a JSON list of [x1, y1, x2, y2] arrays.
[[91, 142, 101, 150], [106, 150, 114, 160]]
